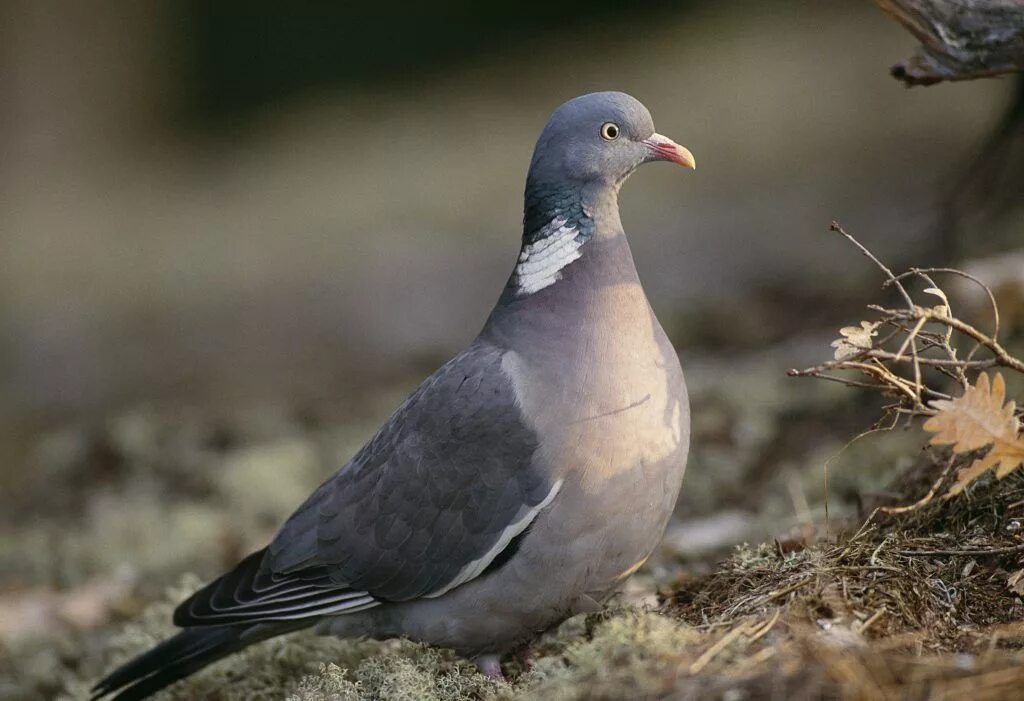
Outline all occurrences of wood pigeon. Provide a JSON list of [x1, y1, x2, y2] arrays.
[[93, 91, 696, 700]]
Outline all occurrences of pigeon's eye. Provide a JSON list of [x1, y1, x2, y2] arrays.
[[600, 122, 620, 141]]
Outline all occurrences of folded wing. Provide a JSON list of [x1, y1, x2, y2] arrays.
[[175, 341, 557, 626]]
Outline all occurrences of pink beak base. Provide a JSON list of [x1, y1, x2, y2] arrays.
[[644, 133, 696, 170]]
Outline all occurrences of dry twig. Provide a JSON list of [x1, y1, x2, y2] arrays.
[[789, 223, 1024, 503]]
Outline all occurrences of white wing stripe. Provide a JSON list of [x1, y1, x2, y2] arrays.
[[213, 588, 369, 613], [424, 479, 564, 598], [260, 597, 380, 620]]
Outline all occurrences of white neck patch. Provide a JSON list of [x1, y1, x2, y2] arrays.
[[514, 216, 584, 295]]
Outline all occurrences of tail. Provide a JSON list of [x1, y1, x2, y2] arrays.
[[90, 623, 292, 701]]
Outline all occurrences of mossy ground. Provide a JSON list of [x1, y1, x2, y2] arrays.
[[3, 363, 1023, 700]]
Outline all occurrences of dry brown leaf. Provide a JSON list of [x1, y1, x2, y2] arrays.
[[831, 321, 880, 360], [923, 287, 954, 343], [923, 372, 1024, 496], [925, 373, 1018, 451], [922, 287, 950, 317], [1009, 568, 1024, 597]]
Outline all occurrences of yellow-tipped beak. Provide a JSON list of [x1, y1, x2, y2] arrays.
[[644, 133, 696, 170]]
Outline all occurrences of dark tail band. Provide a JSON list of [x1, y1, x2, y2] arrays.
[[91, 623, 282, 701]]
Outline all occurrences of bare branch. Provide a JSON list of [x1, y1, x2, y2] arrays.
[[886, 307, 1024, 374], [792, 223, 1024, 464], [891, 267, 1001, 341], [830, 222, 914, 309]]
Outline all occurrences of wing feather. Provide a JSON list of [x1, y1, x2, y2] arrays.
[[176, 341, 558, 627]]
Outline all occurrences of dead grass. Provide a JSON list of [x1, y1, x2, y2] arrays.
[[659, 462, 1024, 700]]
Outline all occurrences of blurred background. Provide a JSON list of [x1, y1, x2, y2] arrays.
[[2, 1, 1023, 694]]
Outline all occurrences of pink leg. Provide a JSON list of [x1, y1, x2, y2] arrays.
[[473, 653, 505, 680]]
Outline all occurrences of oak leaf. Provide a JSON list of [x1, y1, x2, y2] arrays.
[[923, 372, 1024, 496], [831, 321, 880, 360]]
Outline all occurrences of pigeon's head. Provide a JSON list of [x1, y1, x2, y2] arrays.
[[529, 91, 695, 187]]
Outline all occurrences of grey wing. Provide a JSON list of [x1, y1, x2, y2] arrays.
[[175, 341, 558, 626]]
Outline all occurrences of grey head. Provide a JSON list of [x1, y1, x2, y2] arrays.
[[512, 92, 694, 296], [528, 91, 695, 188]]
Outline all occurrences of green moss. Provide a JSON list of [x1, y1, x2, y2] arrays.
[[510, 610, 699, 701], [31, 576, 506, 701], [289, 645, 508, 701], [22, 579, 695, 701]]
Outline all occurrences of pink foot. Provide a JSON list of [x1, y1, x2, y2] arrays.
[[473, 654, 505, 680]]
